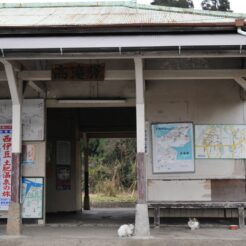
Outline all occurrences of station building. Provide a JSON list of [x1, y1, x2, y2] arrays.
[[0, 1, 246, 236]]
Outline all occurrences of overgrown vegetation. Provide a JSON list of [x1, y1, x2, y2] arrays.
[[151, 0, 194, 8], [87, 138, 137, 198], [151, 0, 232, 12], [201, 0, 231, 11]]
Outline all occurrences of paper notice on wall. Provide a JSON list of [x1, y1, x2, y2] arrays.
[[0, 99, 45, 141], [56, 141, 71, 165], [0, 125, 12, 210], [22, 144, 35, 165]]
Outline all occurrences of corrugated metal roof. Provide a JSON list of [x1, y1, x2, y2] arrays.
[[0, 1, 245, 27]]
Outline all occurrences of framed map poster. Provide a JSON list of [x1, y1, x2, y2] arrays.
[[152, 123, 195, 173], [195, 125, 246, 159], [22, 177, 44, 219]]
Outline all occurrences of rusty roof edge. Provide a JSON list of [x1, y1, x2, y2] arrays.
[[0, 1, 136, 8], [0, 22, 241, 29], [0, 1, 246, 19]]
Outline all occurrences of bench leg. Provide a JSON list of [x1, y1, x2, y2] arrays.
[[238, 207, 245, 228], [154, 207, 160, 228]]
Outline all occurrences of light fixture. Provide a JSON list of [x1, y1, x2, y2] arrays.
[[57, 99, 126, 104]]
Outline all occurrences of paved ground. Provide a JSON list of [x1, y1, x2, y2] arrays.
[[0, 224, 246, 246], [0, 208, 245, 246]]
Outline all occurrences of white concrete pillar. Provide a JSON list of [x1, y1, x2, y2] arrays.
[[134, 57, 150, 237], [2, 60, 22, 235]]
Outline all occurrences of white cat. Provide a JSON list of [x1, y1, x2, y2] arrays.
[[117, 224, 134, 237], [188, 218, 200, 230]]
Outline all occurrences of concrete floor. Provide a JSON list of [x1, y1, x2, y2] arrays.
[[0, 208, 246, 246], [0, 224, 246, 246], [46, 208, 135, 225]]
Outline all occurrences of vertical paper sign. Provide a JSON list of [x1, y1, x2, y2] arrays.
[[56, 141, 71, 165], [0, 124, 12, 210], [22, 144, 35, 165]]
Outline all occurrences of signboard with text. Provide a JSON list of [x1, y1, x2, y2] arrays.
[[0, 125, 12, 210], [52, 63, 105, 81]]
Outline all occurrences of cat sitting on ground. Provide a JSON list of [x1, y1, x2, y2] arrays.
[[188, 218, 200, 230], [117, 224, 134, 237]]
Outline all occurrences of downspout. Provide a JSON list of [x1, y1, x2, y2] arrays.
[[236, 19, 246, 36], [238, 27, 246, 36]]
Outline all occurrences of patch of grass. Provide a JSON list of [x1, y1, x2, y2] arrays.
[[83, 192, 137, 208], [90, 193, 137, 203]]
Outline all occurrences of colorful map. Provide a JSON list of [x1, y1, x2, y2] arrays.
[[22, 177, 43, 218], [195, 125, 246, 159], [152, 123, 194, 173]]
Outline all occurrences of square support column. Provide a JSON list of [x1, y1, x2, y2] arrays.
[[83, 133, 90, 210], [134, 57, 150, 237], [2, 60, 22, 235]]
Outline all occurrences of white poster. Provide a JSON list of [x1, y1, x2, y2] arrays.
[[152, 123, 194, 173], [56, 141, 71, 165], [0, 125, 12, 210], [22, 144, 35, 165], [0, 99, 45, 141]]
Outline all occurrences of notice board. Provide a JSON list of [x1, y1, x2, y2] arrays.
[[0, 99, 45, 141]]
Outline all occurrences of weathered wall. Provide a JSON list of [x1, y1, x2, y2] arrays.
[[145, 79, 246, 204], [1, 57, 245, 217], [22, 142, 46, 177]]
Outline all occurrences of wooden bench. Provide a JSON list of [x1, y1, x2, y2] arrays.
[[149, 202, 246, 228]]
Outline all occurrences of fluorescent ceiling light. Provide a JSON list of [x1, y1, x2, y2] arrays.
[[58, 99, 126, 104]]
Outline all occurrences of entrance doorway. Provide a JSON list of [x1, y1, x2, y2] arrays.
[[46, 107, 136, 225]]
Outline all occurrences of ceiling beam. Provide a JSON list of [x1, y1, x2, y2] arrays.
[[144, 70, 246, 80], [234, 77, 246, 91], [28, 80, 46, 97], [1, 69, 246, 90], [46, 99, 136, 108], [1, 50, 246, 61], [0, 69, 245, 82]]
